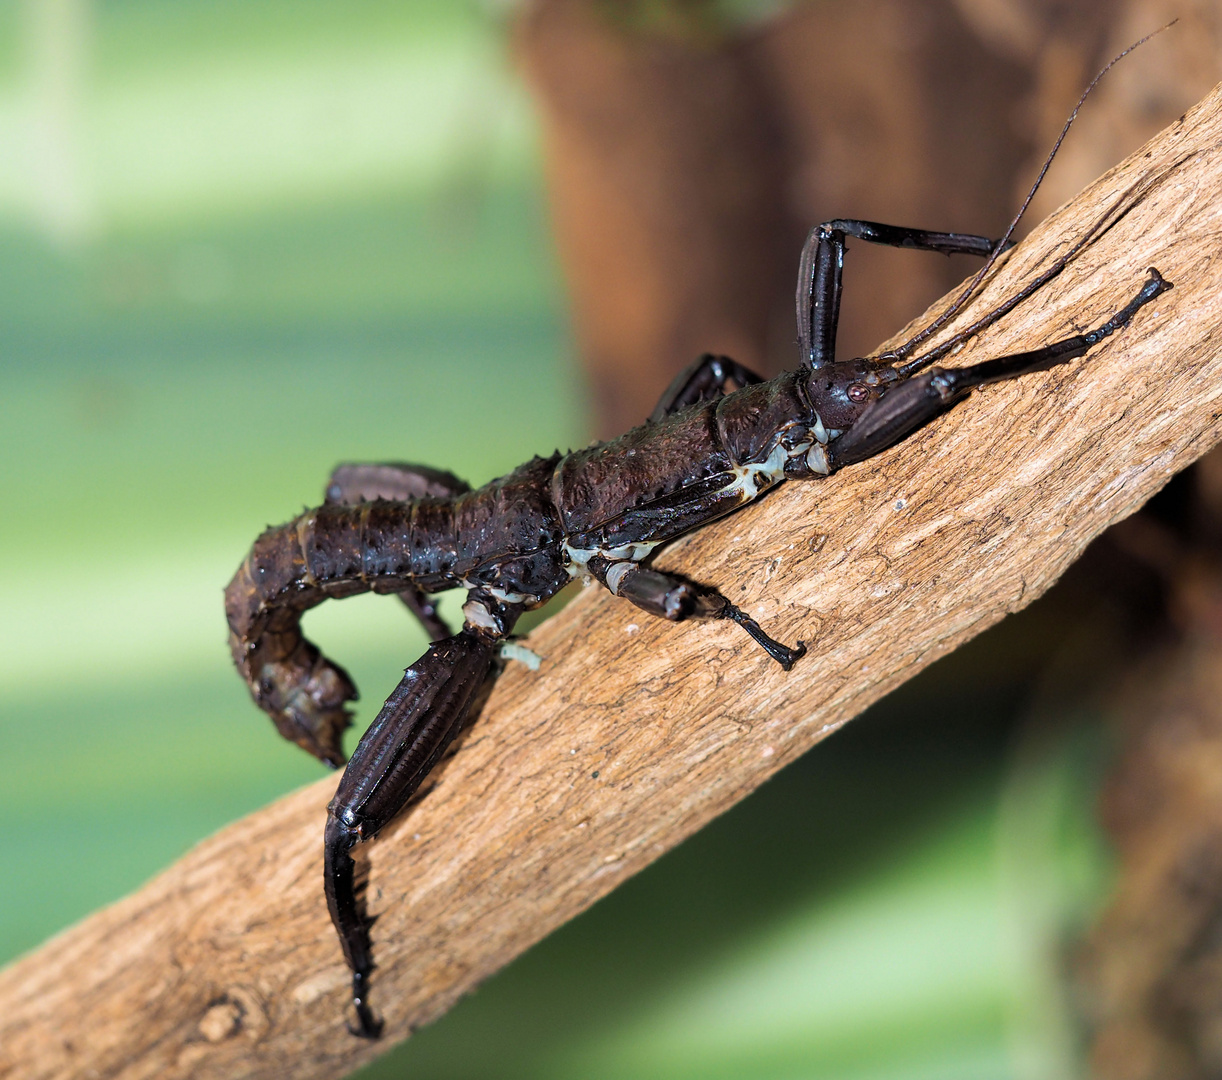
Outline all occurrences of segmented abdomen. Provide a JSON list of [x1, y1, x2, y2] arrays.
[[225, 499, 459, 766], [227, 453, 569, 765]]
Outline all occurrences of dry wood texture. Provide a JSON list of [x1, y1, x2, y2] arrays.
[[5, 84, 1222, 1080]]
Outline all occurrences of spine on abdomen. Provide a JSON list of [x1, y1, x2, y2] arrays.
[[224, 499, 458, 767]]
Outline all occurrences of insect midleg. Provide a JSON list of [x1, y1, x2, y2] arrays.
[[829, 269, 1172, 471], [649, 353, 766, 422], [797, 219, 1010, 371], [585, 556, 805, 670]]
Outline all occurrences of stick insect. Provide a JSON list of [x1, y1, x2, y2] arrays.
[[226, 36, 1172, 1037]]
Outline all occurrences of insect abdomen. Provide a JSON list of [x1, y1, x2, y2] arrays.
[[552, 404, 733, 535]]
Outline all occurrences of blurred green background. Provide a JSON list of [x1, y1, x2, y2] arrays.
[[0, 2, 1109, 1077]]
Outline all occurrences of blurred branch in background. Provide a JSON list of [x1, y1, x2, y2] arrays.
[[514, 0, 797, 437], [1075, 456, 1222, 1080]]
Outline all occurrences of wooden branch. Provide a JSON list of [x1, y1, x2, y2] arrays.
[[6, 85, 1222, 1080]]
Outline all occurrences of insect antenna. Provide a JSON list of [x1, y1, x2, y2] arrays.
[[881, 21, 1176, 375], [897, 173, 1152, 375]]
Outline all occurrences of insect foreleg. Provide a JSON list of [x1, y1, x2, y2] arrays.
[[649, 353, 766, 422], [324, 462, 473, 641], [325, 592, 522, 1037], [798, 220, 1012, 370], [587, 556, 805, 670], [830, 269, 1172, 471]]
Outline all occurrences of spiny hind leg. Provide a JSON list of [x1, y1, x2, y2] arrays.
[[587, 555, 804, 670], [323, 462, 473, 641], [326, 592, 523, 1037]]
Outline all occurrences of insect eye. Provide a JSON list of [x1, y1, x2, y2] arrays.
[[846, 383, 870, 403]]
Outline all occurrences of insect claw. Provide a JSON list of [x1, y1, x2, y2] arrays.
[[771, 640, 806, 672], [721, 603, 806, 669], [347, 1012, 383, 1039], [1144, 266, 1171, 292], [779, 641, 808, 672]]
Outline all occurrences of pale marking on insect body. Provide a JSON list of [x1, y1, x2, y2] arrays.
[[563, 540, 663, 579], [564, 430, 816, 581], [462, 597, 503, 633], [460, 580, 539, 606], [812, 412, 828, 445], [725, 441, 793, 503], [499, 641, 542, 670], [604, 561, 634, 595], [487, 584, 540, 605], [297, 516, 319, 587], [806, 445, 830, 475]]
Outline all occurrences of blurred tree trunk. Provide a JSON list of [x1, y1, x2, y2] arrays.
[[516, 0, 1036, 436], [516, 0, 1221, 438], [513, 0, 797, 438], [1076, 457, 1222, 1080]]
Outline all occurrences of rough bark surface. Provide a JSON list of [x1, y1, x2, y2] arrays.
[[4, 84, 1222, 1080]]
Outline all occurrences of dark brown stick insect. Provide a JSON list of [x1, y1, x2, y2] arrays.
[[225, 41, 1171, 1039]]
